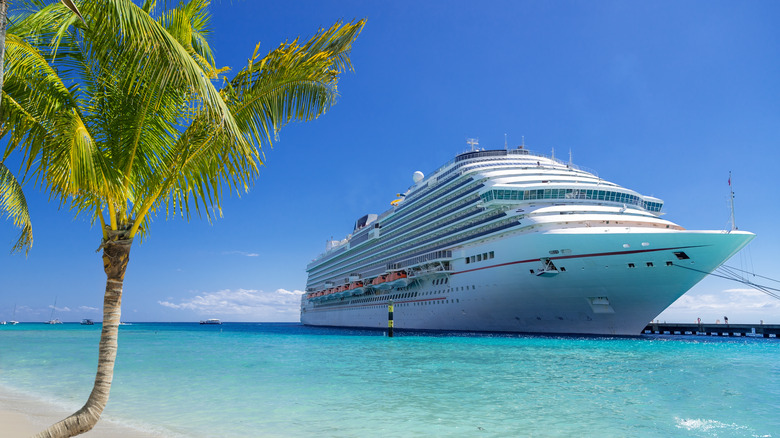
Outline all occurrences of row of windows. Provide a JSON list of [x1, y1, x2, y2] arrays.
[[309, 214, 519, 291], [628, 261, 675, 268], [334, 298, 463, 311], [313, 283, 484, 308], [309, 184, 482, 282], [384, 177, 474, 228], [309, 200, 496, 284], [480, 188, 663, 212], [465, 251, 495, 264]]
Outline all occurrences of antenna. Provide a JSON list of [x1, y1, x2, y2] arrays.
[[504, 134, 508, 150], [729, 171, 737, 231], [466, 138, 479, 151], [551, 147, 555, 161], [521, 136, 525, 148], [568, 149, 573, 166]]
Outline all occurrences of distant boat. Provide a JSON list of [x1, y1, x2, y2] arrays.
[[8, 304, 19, 325], [81, 319, 95, 325], [199, 319, 222, 325], [47, 297, 62, 324]]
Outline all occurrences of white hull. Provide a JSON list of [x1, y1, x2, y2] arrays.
[[301, 228, 753, 335]]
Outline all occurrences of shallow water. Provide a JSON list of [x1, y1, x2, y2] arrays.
[[1, 323, 778, 437]]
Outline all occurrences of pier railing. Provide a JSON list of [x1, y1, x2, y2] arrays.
[[643, 322, 778, 338]]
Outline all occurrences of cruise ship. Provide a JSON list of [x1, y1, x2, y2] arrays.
[[300, 146, 754, 335]]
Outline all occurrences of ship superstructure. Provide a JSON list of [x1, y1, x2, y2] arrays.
[[300, 147, 753, 335]]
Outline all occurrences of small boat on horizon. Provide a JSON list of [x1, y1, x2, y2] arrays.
[[81, 319, 95, 325], [9, 305, 19, 325], [47, 297, 62, 324], [199, 319, 222, 325]]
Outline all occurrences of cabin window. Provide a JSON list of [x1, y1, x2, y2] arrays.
[[674, 252, 690, 260], [628, 263, 635, 268], [646, 262, 654, 267]]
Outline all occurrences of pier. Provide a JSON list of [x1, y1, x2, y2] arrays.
[[643, 322, 779, 338]]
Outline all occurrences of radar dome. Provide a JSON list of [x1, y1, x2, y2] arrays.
[[413, 171, 424, 184]]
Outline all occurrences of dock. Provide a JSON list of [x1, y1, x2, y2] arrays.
[[643, 322, 779, 338]]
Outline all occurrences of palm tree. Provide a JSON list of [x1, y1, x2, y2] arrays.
[[1, 1, 364, 436]]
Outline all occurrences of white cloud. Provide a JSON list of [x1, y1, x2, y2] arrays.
[[50, 305, 72, 312], [222, 251, 260, 257], [159, 288, 304, 321], [657, 287, 780, 324], [668, 288, 778, 311], [79, 306, 99, 312]]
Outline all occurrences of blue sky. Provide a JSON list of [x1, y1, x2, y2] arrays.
[[2, 0, 779, 324]]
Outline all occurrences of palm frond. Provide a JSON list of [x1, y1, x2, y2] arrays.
[[78, 0, 244, 139], [226, 19, 366, 146], [136, 20, 365, 230], [0, 163, 33, 255], [1, 33, 108, 199]]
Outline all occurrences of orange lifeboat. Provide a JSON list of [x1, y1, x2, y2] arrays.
[[372, 275, 388, 286], [346, 281, 366, 296], [386, 270, 410, 289]]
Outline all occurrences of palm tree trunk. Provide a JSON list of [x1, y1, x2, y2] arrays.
[[35, 237, 133, 438]]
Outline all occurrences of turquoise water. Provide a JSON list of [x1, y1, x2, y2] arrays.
[[1, 323, 778, 437]]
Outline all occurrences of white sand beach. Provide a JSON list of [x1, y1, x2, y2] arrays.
[[0, 387, 161, 438]]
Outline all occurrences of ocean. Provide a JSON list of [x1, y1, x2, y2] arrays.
[[1, 323, 778, 437]]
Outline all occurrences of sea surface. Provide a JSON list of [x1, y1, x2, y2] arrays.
[[0, 323, 778, 437]]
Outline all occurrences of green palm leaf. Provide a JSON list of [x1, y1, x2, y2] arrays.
[[0, 163, 33, 254]]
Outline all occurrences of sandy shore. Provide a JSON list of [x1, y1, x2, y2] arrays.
[[0, 386, 163, 438]]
